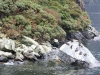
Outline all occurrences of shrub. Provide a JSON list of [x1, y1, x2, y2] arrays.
[[15, 15, 30, 26], [15, 0, 25, 10]]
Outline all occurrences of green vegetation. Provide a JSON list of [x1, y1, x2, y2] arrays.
[[0, 0, 91, 42]]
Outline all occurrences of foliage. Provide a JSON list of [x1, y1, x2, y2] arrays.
[[0, 0, 91, 42]]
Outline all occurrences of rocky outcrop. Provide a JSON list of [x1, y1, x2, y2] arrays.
[[82, 25, 99, 39], [59, 39, 100, 68], [0, 36, 52, 65], [0, 35, 99, 68], [70, 25, 99, 41], [70, 32, 86, 41], [75, 0, 85, 11]]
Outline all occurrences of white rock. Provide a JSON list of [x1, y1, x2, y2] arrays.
[[60, 39, 100, 67], [0, 51, 12, 57], [23, 36, 39, 45], [23, 50, 39, 60], [31, 45, 37, 50], [42, 45, 52, 53], [0, 38, 15, 50], [54, 39, 58, 43], [15, 52, 24, 61]]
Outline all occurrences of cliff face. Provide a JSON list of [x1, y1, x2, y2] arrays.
[[75, 0, 85, 11]]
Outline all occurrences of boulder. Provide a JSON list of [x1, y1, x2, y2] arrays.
[[15, 52, 24, 61], [0, 51, 12, 58], [23, 36, 39, 46], [59, 39, 100, 68], [0, 38, 15, 51], [22, 36, 52, 54], [50, 39, 59, 47]]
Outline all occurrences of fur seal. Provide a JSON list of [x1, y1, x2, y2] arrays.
[[79, 52, 82, 55]]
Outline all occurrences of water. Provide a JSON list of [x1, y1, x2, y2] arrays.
[[1, 4, 100, 75]]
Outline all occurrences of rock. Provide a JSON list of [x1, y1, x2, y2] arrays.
[[59, 39, 99, 68], [50, 39, 59, 47], [14, 44, 27, 53], [23, 51, 39, 61], [82, 25, 99, 39], [23, 47, 40, 60], [4, 60, 24, 65], [58, 50, 89, 67], [45, 48, 60, 62], [0, 38, 15, 51], [75, 0, 85, 11], [0, 55, 8, 62], [0, 51, 12, 58], [70, 25, 99, 41], [23, 36, 39, 46], [15, 52, 24, 61], [4, 61, 14, 65], [70, 32, 86, 41]]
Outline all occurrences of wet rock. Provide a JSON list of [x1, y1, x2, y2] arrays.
[[0, 55, 8, 62], [71, 60, 89, 68], [58, 50, 89, 67], [4, 60, 24, 65]]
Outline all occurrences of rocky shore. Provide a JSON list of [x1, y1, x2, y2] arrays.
[[0, 27, 99, 68], [0, 0, 99, 68], [69, 25, 99, 41]]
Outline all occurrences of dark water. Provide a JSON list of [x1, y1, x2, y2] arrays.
[[1, 4, 100, 75]]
